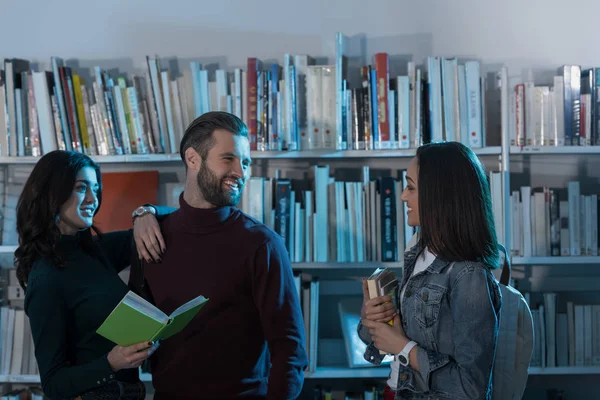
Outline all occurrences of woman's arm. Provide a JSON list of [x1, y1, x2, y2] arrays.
[[98, 205, 177, 271], [26, 269, 116, 399], [131, 204, 177, 263]]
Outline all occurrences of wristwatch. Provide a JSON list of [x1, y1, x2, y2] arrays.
[[132, 205, 156, 221], [397, 340, 418, 367]]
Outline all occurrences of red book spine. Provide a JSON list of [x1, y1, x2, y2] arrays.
[[246, 58, 258, 150], [374, 53, 390, 142]]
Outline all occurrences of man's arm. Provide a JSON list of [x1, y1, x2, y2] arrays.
[[251, 235, 308, 400]]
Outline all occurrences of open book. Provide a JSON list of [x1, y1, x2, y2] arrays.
[[96, 291, 209, 346]]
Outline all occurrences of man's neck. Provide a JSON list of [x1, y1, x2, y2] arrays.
[[183, 184, 214, 209]]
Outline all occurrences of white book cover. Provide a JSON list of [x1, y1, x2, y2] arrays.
[[215, 70, 228, 113], [584, 305, 593, 365], [199, 70, 210, 116], [457, 64, 469, 146], [397, 76, 410, 149], [304, 190, 313, 263], [567, 301, 576, 366], [520, 186, 532, 257], [465, 61, 482, 148], [369, 181, 378, 261], [31, 71, 57, 155], [543, 293, 557, 367], [160, 71, 176, 153], [575, 305, 585, 366], [170, 80, 185, 147], [511, 191, 521, 256], [553, 76, 565, 146]]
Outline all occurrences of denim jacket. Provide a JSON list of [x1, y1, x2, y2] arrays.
[[358, 243, 502, 399]]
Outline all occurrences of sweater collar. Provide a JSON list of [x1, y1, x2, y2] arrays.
[[176, 192, 236, 232]]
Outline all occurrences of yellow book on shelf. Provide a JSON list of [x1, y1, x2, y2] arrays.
[[71, 74, 91, 152]]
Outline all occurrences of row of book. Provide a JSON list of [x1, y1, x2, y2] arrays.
[[509, 66, 600, 147], [0, 306, 37, 377], [1, 38, 496, 159], [0, 388, 43, 400], [295, 273, 320, 373], [509, 183, 598, 257], [1, 270, 38, 377], [528, 292, 600, 368], [238, 164, 504, 263]]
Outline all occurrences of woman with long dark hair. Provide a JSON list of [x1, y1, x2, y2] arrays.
[[15, 150, 167, 399], [360, 141, 502, 399]]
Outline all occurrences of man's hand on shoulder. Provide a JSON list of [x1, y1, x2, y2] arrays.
[[132, 205, 165, 263]]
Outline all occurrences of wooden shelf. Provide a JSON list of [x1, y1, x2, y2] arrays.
[[0, 374, 40, 383], [528, 367, 600, 375], [252, 147, 500, 159], [512, 256, 600, 265], [292, 261, 402, 270], [305, 366, 390, 379], [0, 246, 17, 253], [303, 366, 600, 379], [0, 147, 501, 165], [0, 371, 153, 384], [2, 366, 597, 384], [511, 146, 600, 155]]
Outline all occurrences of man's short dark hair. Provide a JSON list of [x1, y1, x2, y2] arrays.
[[179, 111, 248, 165]]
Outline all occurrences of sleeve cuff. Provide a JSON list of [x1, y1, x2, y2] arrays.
[[416, 346, 432, 389], [89, 354, 118, 388]]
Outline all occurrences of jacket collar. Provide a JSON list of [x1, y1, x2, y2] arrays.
[[402, 241, 452, 286]]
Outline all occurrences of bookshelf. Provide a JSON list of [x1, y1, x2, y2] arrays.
[[0, 33, 598, 400]]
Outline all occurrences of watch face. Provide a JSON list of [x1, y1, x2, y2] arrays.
[[135, 206, 146, 216], [398, 355, 408, 364]]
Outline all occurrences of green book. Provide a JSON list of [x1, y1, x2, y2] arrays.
[[96, 290, 209, 346]]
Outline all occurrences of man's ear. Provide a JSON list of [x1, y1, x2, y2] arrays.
[[184, 147, 201, 170]]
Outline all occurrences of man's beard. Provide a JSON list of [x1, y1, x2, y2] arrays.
[[196, 162, 243, 207]]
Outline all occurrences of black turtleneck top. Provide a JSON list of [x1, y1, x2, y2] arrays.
[[24, 231, 138, 400], [133, 194, 307, 400]]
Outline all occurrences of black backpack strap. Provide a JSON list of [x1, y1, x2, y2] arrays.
[[497, 243, 511, 286], [129, 233, 156, 305]]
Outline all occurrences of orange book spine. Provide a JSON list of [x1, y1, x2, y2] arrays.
[[374, 53, 390, 142]]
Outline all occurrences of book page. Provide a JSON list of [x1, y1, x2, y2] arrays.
[[123, 291, 168, 323], [170, 294, 208, 318]]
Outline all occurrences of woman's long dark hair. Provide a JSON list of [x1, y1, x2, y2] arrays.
[[14, 150, 103, 290], [416, 141, 499, 268]]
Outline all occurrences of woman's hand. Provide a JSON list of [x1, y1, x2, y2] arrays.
[[107, 341, 160, 372], [133, 213, 165, 263], [361, 314, 408, 355], [361, 278, 397, 322]]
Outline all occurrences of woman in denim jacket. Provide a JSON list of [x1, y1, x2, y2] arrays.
[[359, 142, 502, 399]]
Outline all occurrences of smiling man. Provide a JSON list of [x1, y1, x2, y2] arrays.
[[130, 112, 307, 400]]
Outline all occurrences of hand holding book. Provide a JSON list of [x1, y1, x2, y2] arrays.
[[361, 278, 397, 323], [363, 267, 399, 326]]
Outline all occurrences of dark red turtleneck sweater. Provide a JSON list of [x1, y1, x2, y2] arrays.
[[132, 194, 307, 399]]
